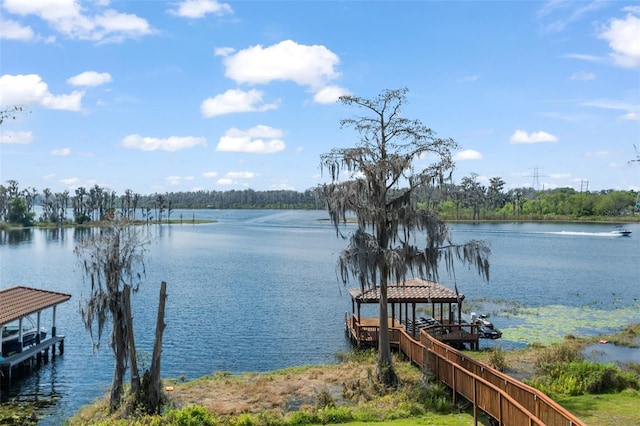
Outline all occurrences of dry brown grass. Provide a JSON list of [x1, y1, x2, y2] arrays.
[[166, 361, 376, 416]]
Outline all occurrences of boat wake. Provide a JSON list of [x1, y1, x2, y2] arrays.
[[551, 231, 630, 237]]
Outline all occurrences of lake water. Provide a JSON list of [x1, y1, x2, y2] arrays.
[[1, 210, 638, 423]]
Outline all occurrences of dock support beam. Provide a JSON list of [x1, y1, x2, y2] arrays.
[[52, 306, 57, 338]]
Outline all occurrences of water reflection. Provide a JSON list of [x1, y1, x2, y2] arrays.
[[584, 343, 640, 365], [72, 226, 95, 243], [0, 357, 62, 409], [0, 229, 33, 245], [44, 228, 64, 243]]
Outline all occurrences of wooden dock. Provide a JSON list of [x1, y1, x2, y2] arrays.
[[0, 336, 65, 382], [1, 286, 71, 384], [345, 314, 585, 426]]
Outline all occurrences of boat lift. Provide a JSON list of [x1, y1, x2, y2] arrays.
[[0, 286, 71, 384]]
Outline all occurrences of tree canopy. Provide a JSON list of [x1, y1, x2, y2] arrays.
[[320, 88, 490, 386]]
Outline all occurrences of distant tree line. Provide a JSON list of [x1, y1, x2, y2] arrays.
[[426, 174, 639, 221], [0, 177, 638, 226]]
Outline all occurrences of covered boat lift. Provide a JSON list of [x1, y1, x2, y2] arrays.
[[1, 286, 71, 383], [346, 278, 479, 349]]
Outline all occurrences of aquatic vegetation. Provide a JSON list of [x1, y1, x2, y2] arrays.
[[462, 299, 639, 346]]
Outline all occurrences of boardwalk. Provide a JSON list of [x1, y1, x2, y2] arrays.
[[346, 314, 585, 426]]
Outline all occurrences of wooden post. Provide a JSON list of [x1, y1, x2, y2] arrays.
[[391, 303, 396, 328], [412, 303, 417, 337]]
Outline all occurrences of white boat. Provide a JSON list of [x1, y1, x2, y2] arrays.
[[462, 313, 503, 339], [611, 226, 632, 236], [1, 316, 47, 356]]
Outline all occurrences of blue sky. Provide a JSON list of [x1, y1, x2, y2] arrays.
[[1, 0, 639, 195]]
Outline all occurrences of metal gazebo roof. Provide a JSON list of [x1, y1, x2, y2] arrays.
[[0, 286, 71, 325]]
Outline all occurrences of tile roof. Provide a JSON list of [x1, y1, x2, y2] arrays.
[[0, 286, 71, 325], [348, 278, 463, 303]]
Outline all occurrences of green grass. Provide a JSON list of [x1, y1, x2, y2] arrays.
[[555, 389, 640, 426], [327, 412, 484, 425]]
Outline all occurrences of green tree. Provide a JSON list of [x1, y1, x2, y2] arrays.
[[487, 177, 506, 210], [460, 173, 485, 221], [7, 197, 35, 226], [319, 88, 490, 387]]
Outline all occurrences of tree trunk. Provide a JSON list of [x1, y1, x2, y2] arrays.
[[123, 285, 140, 397], [110, 294, 127, 412], [377, 278, 398, 387], [143, 281, 167, 414]]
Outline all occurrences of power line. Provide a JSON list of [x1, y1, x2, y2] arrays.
[[524, 166, 548, 191]]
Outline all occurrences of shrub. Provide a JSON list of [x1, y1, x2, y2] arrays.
[[286, 410, 322, 425], [254, 410, 285, 426], [487, 346, 508, 372], [319, 406, 353, 424], [165, 404, 217, 426], [230, 413, 255, 426], [535, 339, 583, 368], [527, 360, 640, 396], [315, 386, 335, 409]]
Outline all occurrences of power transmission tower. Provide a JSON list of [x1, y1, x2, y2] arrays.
[[580, 180, 589, 193], [525, 166, 548, 191]]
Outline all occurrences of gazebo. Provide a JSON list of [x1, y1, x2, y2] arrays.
[[346, 277, 479, 349], [1, 286, 71, 382]]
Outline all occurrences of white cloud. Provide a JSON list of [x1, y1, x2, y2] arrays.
[[313, 85, 349, 104], [220, 39, 345, 101], [270, 182, 294, 190], [51, 147, 71, 156], [0, 74, 84, 111], [166, 175, 194, 185], [226, 171, 257, 179], [621, 112, 639, 121], [569, 71, 595, 80], [202, 171, 218, 178], [582, 99, 639, 120], [216, 172, 255, 186], [598, 10, 640, 68], [453, 149, 483, 161], [67, 71, 112, 86], [584, 151, 611, 158], [564, 53, 604, 63], [537, 1, 608, 33], [2, 0, 154, 43], [60, 177, 80, 185], [121, 134, 206, 151], [216, 125, 286, 153], [0, 130, 33, 144], [168, 0, 232, 18], [509, 130, 558, 144], [214, 46, 235, 56], [0, 19, 35, 40], [201, 89, 278, 117]]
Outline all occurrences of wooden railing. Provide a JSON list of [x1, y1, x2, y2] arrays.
[[346, 314, 585, 426]]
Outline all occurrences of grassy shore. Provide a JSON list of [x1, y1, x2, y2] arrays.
[[0, 324, 637, 424], [57, 323, 640, 425]]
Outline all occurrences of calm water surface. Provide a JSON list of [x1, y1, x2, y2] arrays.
[[1, 210, 638, 423]]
